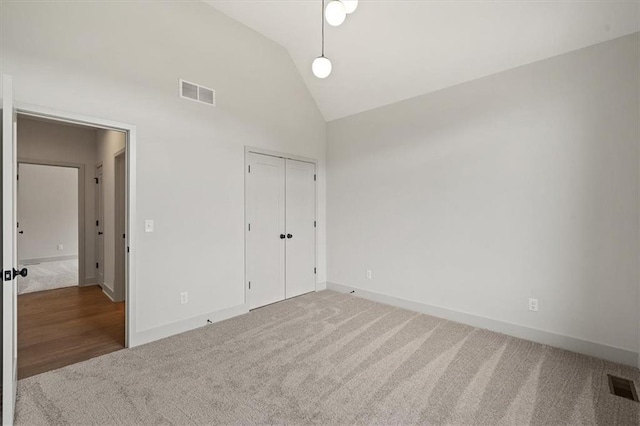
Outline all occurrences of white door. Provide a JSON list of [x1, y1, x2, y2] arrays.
[[285, 159, 316, 298], [95, 165, 104, 285], [246, 153, 286, 309], [2, 74, 19, 425]]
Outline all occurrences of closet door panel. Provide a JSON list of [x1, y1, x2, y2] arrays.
[[246, 153, 286, 309], [285, 159, 316, 298]]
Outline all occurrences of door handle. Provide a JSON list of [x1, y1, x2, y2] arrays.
[[13, 268, 28, 279], [98, 232, 103, 235], [18, 231, 23, 234], [287, 234, 293, 239], [280, 234, 286, 239]]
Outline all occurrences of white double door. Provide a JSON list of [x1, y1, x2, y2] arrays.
[[246, 152, 316, 310]]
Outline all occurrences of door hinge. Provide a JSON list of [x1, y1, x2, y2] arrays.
[[95, 177, 99, 184], [248, 165, 251, 173], [96, 220, 99, 226], [4, 270, 12, 281], [248, 223, 251, 231], [248, 281, 251, 290], [314, 267, 317, 274], [127, 246, 130, 253], [314, 221, 316, 228], [314, 174, 316, 181], [96, 262, 99, 269]]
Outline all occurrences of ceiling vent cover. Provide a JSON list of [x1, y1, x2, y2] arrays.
[[180, 79, 216, 107]]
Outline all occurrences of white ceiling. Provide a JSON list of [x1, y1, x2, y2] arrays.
[[207, 0, 639, 121]]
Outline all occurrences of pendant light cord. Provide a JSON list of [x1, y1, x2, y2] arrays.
[[321, 0, 325, 57]]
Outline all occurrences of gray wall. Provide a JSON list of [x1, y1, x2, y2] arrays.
[[17, 117, 98, 284], [327, 34, 639, 357], [18, 164, 78, 262], [0, 1, 326, 339]]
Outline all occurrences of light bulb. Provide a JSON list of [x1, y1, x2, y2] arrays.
[[312, 56, 332, 79], [342, 0, 358, 14], [325, 0, 346, 27]]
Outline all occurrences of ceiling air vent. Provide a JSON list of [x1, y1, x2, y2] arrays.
[[180, 79, 215, 107]]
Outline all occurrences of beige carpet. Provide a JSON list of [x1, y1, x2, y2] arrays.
[[15, 290, 640, 425], [18, 259, 78, 295]]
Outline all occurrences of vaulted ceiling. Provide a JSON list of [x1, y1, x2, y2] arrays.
[[207, 0, 639, 121]]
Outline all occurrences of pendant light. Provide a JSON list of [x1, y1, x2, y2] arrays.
[[325, 0, 346, 27], [342, 0, 358, 14], [312, 0, 332, 79]]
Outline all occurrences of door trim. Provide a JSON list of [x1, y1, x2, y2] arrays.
[[17, 159, 87, 286], [243, 146, 318, 309], [15, 102, 137, 348]]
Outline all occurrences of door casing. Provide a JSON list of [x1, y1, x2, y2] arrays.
[[14, 102, 138, 348]]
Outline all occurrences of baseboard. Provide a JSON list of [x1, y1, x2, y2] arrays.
[[130, 303, 249, 348], [316, 281, 327, 291], [326, 282, 639, 367], [20, 255, 78, 264], [100, 283, 116, 302]]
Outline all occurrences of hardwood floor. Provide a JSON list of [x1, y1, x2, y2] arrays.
[[18, 285, 125, 380]]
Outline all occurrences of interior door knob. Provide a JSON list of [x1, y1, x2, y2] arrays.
[[287, 234, 293, 239], [279, 234, 285, 239], [13, 268, 28, 278]]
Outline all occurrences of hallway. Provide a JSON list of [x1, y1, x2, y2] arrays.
[[18, 285, 125, 379]]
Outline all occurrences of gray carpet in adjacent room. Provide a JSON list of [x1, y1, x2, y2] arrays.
[[15, 290, 640, 425]]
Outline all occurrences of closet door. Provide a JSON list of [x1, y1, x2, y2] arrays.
[[285, 159, 316, 298], [246, 153, 286, 309]]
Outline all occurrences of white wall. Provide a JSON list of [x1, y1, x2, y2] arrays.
[[17, 116, 97, 283], [18, 164, 78, 262], [0, 1, 326, 342], [327, 34, 639, 361], [97, 129, 125, 301]]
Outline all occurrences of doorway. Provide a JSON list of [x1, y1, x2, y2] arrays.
[[17, 162, 81, 295], [14, 115, 129, 379]]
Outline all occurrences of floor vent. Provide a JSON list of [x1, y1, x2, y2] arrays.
[[608, 375, 639, 402], [179, 79, 216, 107]]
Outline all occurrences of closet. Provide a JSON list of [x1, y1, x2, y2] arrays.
[[246, 152, 316, 310]]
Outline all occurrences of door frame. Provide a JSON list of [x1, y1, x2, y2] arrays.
[[113, 149, 126, 302], [243, 146, 318, 308], [17, 159, 86, 285], [15, 102, 137, 348]]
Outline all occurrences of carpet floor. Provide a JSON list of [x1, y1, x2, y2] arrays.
[[18, 259, 78, 295], [15, 290, 640, 425]]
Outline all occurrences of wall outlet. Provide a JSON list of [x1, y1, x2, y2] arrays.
[[145, 220, 154, 233], [180, 292, 188, 304], [366, 269, 372, 279], [57, 244, 64, 250], [528, 298, 539, 312]]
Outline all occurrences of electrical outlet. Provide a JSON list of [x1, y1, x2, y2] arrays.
[[180, 292, 188, 304], [366, 269, 372, 279], [528, 298, 539, 312], [57, 244, 64, 250], [145, 220, 154, 233]]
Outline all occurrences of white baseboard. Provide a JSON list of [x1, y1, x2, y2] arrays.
[[20, 255, 78, 264], [326, 282, 639, 367], [100, 284, 116, 302], [130, 303, 249, 348], [316, 281, 327, 291]]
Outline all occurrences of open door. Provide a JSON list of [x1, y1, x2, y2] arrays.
[[2, 74, 23, 425]]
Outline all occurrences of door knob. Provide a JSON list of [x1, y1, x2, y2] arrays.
[[287, 234, 293, 239], [280, 234, 286, 239], [13, 268, 28, 279]]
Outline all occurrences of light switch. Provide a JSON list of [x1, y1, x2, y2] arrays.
[[145, 220, 154, 233]]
